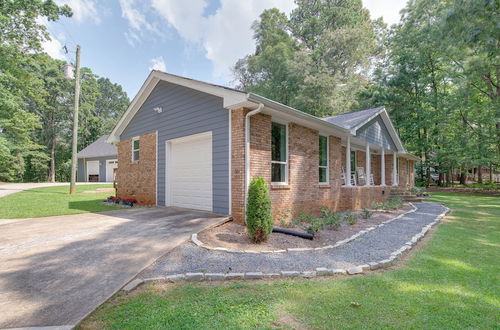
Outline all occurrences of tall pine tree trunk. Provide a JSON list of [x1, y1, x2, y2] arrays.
[[48, 136, 56, 183], [477, 166, 483, 183], [47, 111, 56, 183]]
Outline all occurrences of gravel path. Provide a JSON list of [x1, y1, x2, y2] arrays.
[[141, 202, 445, 277]]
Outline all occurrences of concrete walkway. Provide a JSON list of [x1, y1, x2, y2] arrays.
[[0, 207, 227, 329], [0, 182, 109, 198], [141, 202, 446, 277]]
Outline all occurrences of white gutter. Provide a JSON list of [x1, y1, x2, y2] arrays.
[[244, 103, 264, 223]]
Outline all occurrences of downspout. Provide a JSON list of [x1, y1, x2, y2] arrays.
[[244, 103, 264, 223]]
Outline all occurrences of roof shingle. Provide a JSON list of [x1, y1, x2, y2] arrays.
[[322, 106, 384, 130], [77, 135, 117, 158]]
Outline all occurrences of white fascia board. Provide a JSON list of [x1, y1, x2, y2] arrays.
[[107, 70, 247, 143], [107, 72, 159, 143], [350, 107, 406, 153], [400, 153, 421, 161], [379, 109, 406, 153], [247, 93, 350, 137]]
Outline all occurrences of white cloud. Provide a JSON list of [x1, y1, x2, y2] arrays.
[[119, 0, 150, 31], [119, 0, 162, 47], [57, 0, 101, 24], [41, 35, 66, 60], [203, 0, 296, 79], [149, 56, 166, 72], [149, 0, 296, 80], [362, 0, 408, 25], [150, 0, 207, 42]]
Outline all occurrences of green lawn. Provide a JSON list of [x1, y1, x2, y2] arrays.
[[0, 184, 118, 219], [79, 193, 499, 329]]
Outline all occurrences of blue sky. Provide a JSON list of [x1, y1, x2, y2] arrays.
[[43, 0, 408, 98]]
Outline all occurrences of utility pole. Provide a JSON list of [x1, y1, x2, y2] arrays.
[[69, 45, 81, 194]]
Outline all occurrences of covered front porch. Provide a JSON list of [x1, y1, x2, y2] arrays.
[[341, 135, 401, 188]]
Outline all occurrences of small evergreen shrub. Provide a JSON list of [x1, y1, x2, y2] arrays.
[[246, 177, 273, 243]]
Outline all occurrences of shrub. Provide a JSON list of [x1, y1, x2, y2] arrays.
[[361, 208, 373, 219], [276, 209, 293, 228], [411, 186, 426, 196], [344, 212, 358, 225], [320, 207, 342, 230], [371, 201, 384, 210], [380, 197, 403, 210], [295, 211, 313, 224], [246, 177, 273, 243], [305, 217, 324, 235]]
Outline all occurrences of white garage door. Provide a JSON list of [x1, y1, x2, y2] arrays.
[[168, 132, 212, 211], [86, 160, 99, 182]]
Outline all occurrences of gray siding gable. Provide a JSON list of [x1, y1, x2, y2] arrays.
[[120, 80, 230, 214], [356, 116, 397, 151]]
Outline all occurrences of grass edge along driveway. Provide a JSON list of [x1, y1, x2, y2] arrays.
[[79, 192, 499, 329], [0, 184, 116, 219]]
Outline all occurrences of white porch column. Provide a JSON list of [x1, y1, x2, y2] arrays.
[[346, 136, 352, 186], [392, 151, 398, 186], [381, 148, 386, 186], [365, 143, 371, 186]]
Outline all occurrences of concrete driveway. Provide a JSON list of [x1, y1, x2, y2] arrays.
[[0, 207, 227, 329]]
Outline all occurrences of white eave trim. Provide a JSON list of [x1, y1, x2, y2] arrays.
[[247, 93, 350, 136], [107, 70, 247, 143]]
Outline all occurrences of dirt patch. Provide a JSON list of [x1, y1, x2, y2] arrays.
[[198, 204, 413, 251], [272, 307, 307, 329]]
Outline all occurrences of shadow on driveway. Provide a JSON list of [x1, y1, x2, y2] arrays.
[[0, 207, 227, 328]]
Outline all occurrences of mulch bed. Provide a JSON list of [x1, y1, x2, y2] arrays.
[[198, 204, 414, 251]]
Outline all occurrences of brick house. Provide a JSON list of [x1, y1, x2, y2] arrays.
[[108, 71, 419, 224]]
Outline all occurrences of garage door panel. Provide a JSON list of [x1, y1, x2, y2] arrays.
[[168, 132, 213, 212]]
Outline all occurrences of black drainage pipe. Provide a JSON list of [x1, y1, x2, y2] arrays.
[[272, 227, 314, 240]]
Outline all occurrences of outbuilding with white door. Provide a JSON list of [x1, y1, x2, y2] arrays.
[[77, 135, 118, 182]]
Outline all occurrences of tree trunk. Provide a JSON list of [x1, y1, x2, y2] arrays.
[[47, 110, 56, 183], [489, 163, 493, 183], [477, 166, 483, 183], [459, 167, 466, 185], [438, 173, 444, 186], [48, 136, 56, 183]]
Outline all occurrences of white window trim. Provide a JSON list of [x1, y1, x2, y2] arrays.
[[132, 136, 140, 162], [319, 135, 329, 184], [271, 122, 288, 185]]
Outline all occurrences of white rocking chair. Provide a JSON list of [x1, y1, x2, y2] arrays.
[[341, 167, 357, 186]]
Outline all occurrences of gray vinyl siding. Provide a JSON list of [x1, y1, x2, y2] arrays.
[[77, 156, 116, 182], [356, 116, 397, 151], [120, 80, 230, 214]]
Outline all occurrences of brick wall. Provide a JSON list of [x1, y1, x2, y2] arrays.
[[116, 131, 157, 205], [231, 108, 248, 222], [231, 109, 394, 224]]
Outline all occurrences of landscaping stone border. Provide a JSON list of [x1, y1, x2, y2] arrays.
[[123, 204, 450, 290], [191, 203, 419, 254]]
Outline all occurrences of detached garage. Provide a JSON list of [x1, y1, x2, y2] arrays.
[[77, 135, 118, 182]]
